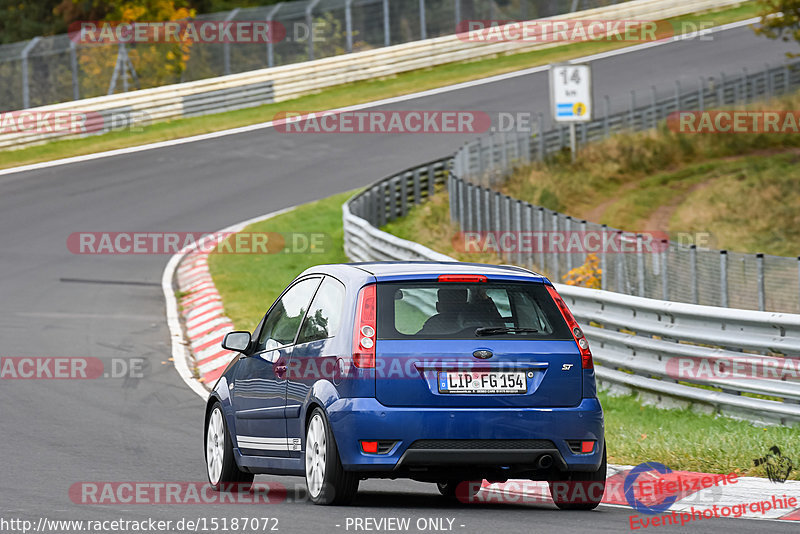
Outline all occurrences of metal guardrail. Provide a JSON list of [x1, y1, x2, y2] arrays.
[[0, 0, 742, 149], [342, 165, 800, 426], [451, 59, 800, 313]]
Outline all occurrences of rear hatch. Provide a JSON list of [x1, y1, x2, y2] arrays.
[[374, 278, 582, 408]]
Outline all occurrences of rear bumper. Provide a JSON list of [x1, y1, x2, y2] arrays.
[[326, 397, 604, 475]]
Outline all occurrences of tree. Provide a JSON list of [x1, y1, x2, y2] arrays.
[[754, 0, 800, 56]]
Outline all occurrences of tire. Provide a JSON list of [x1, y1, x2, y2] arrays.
[[304, 407, 359, 505], [437, 480, 482, 502], [548, 442, 607, 510], [205, 402, 254, 491]]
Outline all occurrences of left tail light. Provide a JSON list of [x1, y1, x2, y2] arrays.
[[352, 284, 376, 368], [546, 284, 593, 369]]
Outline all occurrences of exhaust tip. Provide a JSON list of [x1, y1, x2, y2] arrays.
[[537, 454, 554, 469]]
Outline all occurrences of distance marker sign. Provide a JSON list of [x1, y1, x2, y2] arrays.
[[550, 64, 592, 122]]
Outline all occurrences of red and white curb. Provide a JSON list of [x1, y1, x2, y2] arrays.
[[477, 464, 800, 522], [162, 207, 294, 399]]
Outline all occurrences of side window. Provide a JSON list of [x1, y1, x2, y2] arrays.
[[256, 277, 321, 352], [297, 277, 346, 344]]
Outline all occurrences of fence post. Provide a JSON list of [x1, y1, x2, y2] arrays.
[[674, 79, 681, 112], [629, 90, 635, 129], [537, 113, 545, 160], [68, 40, 80, 101], [383, 0, 391, 46], [483, 188, 491, 235], [615, 231, 624, 293], [603, 95, 610, 138], [551, 212, 560, 281], [757, 253, 765, 311], [580, 220, 587, 265], [718, 72, 726, 106], [785, 65, 791, 94], [525, 204, 534, 268], [514, 201, 522, 265], [797, 256, 800, 314], [650, 85, 657, 129], [719, 250, 728, 308], [636, 233, 645, 297], [600, 224, 608, 291], [21, 36, 41, 109], [503, 196, 512, 262], [466, 183, 473, 232], [306, 0, 321, 60], [564, 217, 573, 273], [345, 0, 354, 53], [698, 76, 705, 111], [457, 179, 466, 229], [454, 0, 461, 31], [743, 67, 749, 104], [266, 3, 283, 67], [223, 8, 240, 75], [447, 175, 455, 222], [419, 0, 427, 40], [661, 240, 669, 300], [766, 63, 772, 99], [690, 244, 698, 304], [537, 208, 545, 271]]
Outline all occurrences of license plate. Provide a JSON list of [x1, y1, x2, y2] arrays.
[[438, 371, 527, 394]]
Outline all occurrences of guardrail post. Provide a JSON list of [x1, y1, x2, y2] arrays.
[[400, 173, 408, 215], [600, 224, 608, 291], [500, 132, 508, 171], [743, 67, 749, 103], [419, 0, 427, 40], [720, 250, 728, 308], [636, 233, 645, 297], [414, 168, 422, 204], [603, 95, 610, 138], [661, 240, 669, 300], [427, 163, 436, 196], [483, 188, 491, 235], [690, 244, 698, 304], [21, 36, 41, 109], [718, 72, 726, 106], [757, 253, 765, 311], [266, 3, 283, 67], [674, 80, 681, 112], [223, 8, 240, 75], [383, 0, 391, 46], [306, 0, 321, 60]]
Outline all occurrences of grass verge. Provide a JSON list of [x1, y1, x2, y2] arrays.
[[0, 3, 761, 170], [497, 92, 800, 256], [207, 189, 799, 479]]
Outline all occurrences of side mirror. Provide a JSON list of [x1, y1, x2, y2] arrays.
[[222, 331, 251, 353]]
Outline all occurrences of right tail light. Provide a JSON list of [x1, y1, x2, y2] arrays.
[[545, 284, 593, 369]]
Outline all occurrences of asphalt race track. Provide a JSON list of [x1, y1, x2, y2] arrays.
[[0, 24, 797, 533]]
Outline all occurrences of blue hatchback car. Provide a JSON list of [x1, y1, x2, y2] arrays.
[[204, 262, 605, 507]]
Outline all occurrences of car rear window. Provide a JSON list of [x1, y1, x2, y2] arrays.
[[376, 281, 572, 340]]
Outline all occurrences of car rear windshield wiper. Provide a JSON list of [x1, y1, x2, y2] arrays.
[[475, 327, 540, 336]]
